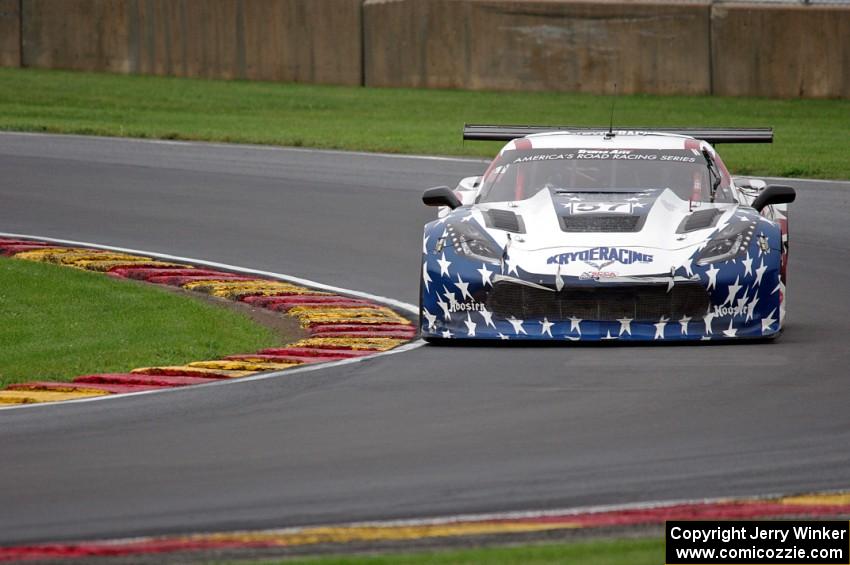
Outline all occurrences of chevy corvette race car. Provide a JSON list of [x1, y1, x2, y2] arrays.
[[420, 125, 796, 342]]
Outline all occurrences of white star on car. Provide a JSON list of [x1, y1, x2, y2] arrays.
[[436, 296, 451, 321], [679, 315, 691, 335], [706, 263, 719, 290], [742, 253, 754, 277], [422, 261, 432, 292], [723, 276, 742, 306], [746, 295, 759, 322], [617, 317, 632, 336], [478, 307, 496, 328], [454, 274, 472, 301], [422, 308, 437, 331], [754, 259, 768, 287], [569, 316, 582, 335], [477, 263, 494, 287], [505, 254, 520, 276], [464, 313, 477, 337], [654, 316, 668, 340], [703, 309, 716, 334], [761, 308, 777, 334], [736, 295, 748, 315], [437, 252, 452, 277], [507, 316, 527, 335], [442, 285, 457, 305], [540, 317, 554, 337]]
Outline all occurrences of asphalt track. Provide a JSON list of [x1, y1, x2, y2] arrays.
[[1, 132, 849, 545]]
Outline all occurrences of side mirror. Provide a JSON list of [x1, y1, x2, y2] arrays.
[[751, 185, 796, 212], [422, 186, 461, 209]]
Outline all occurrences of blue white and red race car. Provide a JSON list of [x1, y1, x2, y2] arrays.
[[420, 125, 795, 342]]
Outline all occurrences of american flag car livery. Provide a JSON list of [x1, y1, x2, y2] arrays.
[[419, 127, 795, 342]]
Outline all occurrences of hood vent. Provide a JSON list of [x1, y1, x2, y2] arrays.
[[559, 215, 642, 233], [677, 209, 722, 233], [483, 209, 525, 233]]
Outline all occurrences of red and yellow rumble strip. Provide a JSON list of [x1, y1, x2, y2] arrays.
[[0, 238, 416, 405], [1, 491, 848, 561]]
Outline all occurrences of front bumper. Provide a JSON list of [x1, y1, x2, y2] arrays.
[[420, 254, 784, 343]]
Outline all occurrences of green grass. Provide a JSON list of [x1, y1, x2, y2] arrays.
[[246, 537, 663, 565], [0, 68, 848, 179], [0, 258, 280, 387]]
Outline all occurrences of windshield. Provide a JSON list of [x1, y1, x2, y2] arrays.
[[477, 148, 733, 203]]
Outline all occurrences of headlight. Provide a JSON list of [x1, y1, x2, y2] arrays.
[[446, 221, 502, 264], [696, 220, 755, 265]]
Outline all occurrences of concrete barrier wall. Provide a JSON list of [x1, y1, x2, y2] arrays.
[[19, 0, 362, 84], [3, 0, 849, 98], [363, 0, 470, 89], [0, 0, 21, 67], [22, 0, 132, 72], [712, 3, 850, 98], [364, 0, 712, 95], [128, 0, 362, 83]]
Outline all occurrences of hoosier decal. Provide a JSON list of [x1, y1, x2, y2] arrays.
[[448, 300, 486, 313], [714, 304, 746, 317]]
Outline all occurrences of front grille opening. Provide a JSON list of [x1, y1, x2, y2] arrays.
[[559, 215, 641, 233], [487, 281, 709, 321]]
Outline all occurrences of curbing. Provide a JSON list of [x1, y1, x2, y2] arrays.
[[0, 490, 848, 560], [0, 235, 420, 407]]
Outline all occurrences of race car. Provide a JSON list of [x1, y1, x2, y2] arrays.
[[419, 125, 795, 341]]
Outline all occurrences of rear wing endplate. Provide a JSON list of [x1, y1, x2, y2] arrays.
[[463, 124, 773, 144]]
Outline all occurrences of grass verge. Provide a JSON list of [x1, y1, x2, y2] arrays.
[[0, 68, 848, 179], [249, 537, 663, 565], [0, 257, 280, 387]]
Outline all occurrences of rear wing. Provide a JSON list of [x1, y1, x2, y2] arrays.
[[462, 124, 773, 145]]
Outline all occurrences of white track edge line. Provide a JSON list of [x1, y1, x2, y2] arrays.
[[0, 131, 491, 164], [0, 232, 418, 314], [0, 232, 424, 412], [288, 486, 850, 532], [5, 132, 850, 184], [22, 487, 850, 546]]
